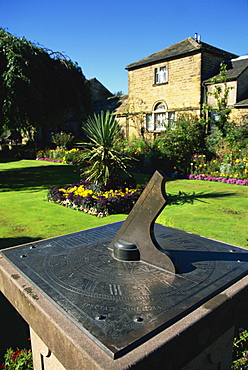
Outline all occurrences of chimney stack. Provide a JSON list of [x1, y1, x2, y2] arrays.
[[194, 33, 201, 43]]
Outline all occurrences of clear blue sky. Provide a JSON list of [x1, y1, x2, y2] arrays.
[[1, 0, 248, 95]]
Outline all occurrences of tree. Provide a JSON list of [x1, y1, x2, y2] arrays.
[[0, 28, 91, 138], [79, 111, 133, 189]]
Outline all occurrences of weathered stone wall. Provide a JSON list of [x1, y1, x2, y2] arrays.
[[128, 54, 202, 114], [123, 50, 248, 138], [230, 108, 248, 123], [201, 53, 226, 80]]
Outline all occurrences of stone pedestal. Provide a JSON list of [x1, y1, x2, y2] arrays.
[[30, 328, 66, 370], [1, 254, 248, 369]]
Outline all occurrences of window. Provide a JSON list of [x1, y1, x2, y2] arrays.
[[145, 102, 175, 131], [167, 112, 175, 128], [146, 114, 153, 131], [155, 66, 167, 84], [208, 111, 219, 131]]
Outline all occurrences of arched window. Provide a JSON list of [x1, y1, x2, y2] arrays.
[[146, 102, 175, 131]]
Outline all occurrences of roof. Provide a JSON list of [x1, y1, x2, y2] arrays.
[[234, 98, 248, 107], [204, 56, 248, 83], [88, 78, 113, 101], [93, 95, 129, 115], [126, 37, 238, 70]]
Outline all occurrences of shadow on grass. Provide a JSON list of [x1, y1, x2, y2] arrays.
[[1, 164, 237, 203], [167, 190, 236, 205], [0, 157, 22, 163], [0, 236, 42, 250], [0, 164, 81, 191]]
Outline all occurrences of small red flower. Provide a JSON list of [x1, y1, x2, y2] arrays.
[[0, 363, 5, 369]]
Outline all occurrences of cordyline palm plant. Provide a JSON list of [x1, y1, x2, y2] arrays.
[[80, 111, 134, 189]]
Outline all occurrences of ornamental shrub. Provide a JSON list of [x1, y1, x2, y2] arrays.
[[232, 328, 248, 369], [153, 114, 205, 174], [1, 348, 33, 369], [51, 132, 74, 150], [79, 111, 133, 189]]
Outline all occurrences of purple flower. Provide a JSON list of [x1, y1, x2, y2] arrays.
[[226, 178, 236, 184]]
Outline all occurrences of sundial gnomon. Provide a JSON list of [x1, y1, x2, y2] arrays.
[[2, 171, 248, 359]]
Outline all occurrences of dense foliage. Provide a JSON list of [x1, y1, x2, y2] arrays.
[[1, 347, 33, 369], [122, 115, 205, 174], [0, 28, 91, 137], [232, 329, 248, 369]]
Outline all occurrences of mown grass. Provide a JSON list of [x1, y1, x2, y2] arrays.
[[0, 158, 248, 361], [0, 159, 247, 250], [159, 179, 248, 248]]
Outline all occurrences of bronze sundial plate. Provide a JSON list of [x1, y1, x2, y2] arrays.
[[1, 221, 248, 359]]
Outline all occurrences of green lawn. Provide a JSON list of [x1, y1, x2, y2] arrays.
[[159, 178, 248, 248], [0, 158, 248, 361], [0, 159, 247, 249]]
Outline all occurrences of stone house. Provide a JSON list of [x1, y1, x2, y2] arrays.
[[106, 36, 248, 138], [204, 56, 248, 123]]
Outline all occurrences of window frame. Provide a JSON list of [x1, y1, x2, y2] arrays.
[[154, 65, 168, 85], [145, 102, 175, 132]]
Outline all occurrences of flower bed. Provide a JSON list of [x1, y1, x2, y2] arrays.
[[191, 154, 248, 180], [47, 182, 145, 217], [36, 148, 81, 164], [36, 158, 64, 163], [188, 173, 248, 185]]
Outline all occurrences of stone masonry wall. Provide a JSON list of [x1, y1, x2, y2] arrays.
[[128, 53, 202, 114], [230, 108, 248, 123], [201, 53, 226, 81]]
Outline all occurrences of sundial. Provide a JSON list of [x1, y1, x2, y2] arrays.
[[1, 170, 248, 359]]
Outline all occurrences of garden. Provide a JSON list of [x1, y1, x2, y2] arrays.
[[1, 158, 248, 369], [2, 28, 248, 368], [1, 106, 248, 367]]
